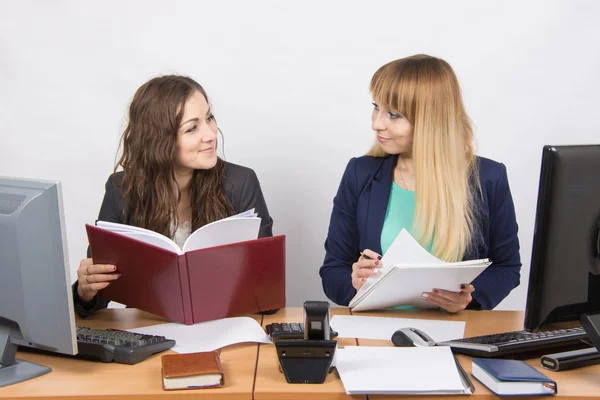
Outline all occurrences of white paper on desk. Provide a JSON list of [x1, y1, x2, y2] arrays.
[[127, 316, 271, 353], [330, 315, 465, 342], [350, 229, 490, 311], [336, 346, 469, 395]]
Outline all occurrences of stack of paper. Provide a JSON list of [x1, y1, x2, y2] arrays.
[[335, 346, 472, 395], [350, 229, 490, 311]]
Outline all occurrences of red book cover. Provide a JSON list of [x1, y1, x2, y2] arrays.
[[86, 224, 285, 324]]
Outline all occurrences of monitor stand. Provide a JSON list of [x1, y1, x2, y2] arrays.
[[0, 329, 51, 388]]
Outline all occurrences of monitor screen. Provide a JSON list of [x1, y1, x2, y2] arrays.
[[524, 145, 600, 331], [0, 177, 77, 388]]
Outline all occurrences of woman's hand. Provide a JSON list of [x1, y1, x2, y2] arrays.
[[421, 284, 475, 313], [76, 258, 119, 303], [351, 249, 382, 291]]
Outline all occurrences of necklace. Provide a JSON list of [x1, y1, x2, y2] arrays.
[[397, 156, 410, 190]]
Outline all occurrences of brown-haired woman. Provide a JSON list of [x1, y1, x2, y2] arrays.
[[73, 75, 273, 317]]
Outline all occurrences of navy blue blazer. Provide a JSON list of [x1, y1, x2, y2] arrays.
[[319, 154, 521, 310]]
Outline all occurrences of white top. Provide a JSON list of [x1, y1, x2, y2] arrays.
[[172, 220, 192, 249]]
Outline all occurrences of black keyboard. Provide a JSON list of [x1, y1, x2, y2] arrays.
[[265, 322, 338, 341], [437, 327, 588, 358], [76, 326, 175, 364]]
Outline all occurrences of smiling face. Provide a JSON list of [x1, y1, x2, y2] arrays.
[[371, 101, 414, 155], [174, 90, 218, 172]]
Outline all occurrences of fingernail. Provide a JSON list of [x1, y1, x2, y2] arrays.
[[374, 260, 380, 266], [421, 292, 429, 299], [377, 255, 382, 260], [112, 265, 117, 271], [117, 274, 121, 278], [372, 269, 379, 275], [460, 284, 466, 289]]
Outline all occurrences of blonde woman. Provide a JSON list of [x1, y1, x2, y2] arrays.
[[319, 54, 521, 312]]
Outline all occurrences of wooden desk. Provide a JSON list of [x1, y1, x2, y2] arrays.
[[3, 308, 600, 399], [352, 309, 600, 399], [1, 309, 261, 400], [253, 307, 364, 400]]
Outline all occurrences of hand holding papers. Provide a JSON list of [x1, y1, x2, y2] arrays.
[[349, 229, 490, 311]]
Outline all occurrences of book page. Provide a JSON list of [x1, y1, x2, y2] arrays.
[[182, 217, 261, 252], [96, 220, 181, 254]]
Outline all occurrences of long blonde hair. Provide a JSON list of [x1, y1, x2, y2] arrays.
[[368, 54, 480, 261]]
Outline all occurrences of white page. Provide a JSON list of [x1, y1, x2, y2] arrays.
[[182, 217, 260, 252], [351, 264, 487, 311], [112, 231, 181, 254], [330, 315, 465, 342], [96, 221, 181, 253], [335, 346, 467, 395], [127, 316, 271, 353]]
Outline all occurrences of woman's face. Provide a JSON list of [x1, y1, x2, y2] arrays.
[[371, 101, 414, 155], [175, 91, 218, 171]]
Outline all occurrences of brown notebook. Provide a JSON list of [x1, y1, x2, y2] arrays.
[[161, 351, 224, 390]]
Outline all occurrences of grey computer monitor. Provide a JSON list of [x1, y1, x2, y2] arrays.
[[524, 145, 600, 331], [0, 177, 77, 388]]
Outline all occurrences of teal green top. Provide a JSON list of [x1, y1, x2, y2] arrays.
[[381, 183, 430, 310], [381, 182, 417, 255]]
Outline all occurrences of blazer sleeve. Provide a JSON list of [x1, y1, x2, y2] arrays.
[[471, 163, 522, 309], [235, 169, 273, 238], [73, 175, 122, 318], [319, 158, 361, 306]]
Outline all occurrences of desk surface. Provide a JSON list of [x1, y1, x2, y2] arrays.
[[2, 309, 260, 400], [3, 308, 600, 400]]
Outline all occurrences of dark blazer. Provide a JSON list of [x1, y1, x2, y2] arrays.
[[73, 161, 273, 317], [319, 155, 521, 310]]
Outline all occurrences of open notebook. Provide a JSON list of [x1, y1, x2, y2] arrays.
[[350, 229, 490, 311]]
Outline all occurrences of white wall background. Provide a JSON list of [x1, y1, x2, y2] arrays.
[[1, 0, 599, 311]]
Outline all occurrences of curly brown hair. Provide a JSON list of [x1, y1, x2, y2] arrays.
[[115, 75, 234, 237]]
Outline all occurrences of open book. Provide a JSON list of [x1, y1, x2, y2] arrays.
[[86, 209, 286, 325], [95, 209, 260, 254], [349, 229, 491, 311]]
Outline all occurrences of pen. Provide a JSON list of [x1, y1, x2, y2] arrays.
[[360, 252, 372, 260]]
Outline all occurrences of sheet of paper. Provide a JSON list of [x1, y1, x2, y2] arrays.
[[335, 346, 467, 395], [330, 315, 465, 342], [127, 316, 272, 353]]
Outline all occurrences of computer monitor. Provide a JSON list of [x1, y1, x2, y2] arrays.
[[0, 177, 77, 388], [524, 145, 600, 332]]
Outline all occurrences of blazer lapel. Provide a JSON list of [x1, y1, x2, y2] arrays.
[[366, 155, 396, 255]]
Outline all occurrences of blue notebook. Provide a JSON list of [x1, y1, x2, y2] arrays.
[[471, 358, 557, 396]]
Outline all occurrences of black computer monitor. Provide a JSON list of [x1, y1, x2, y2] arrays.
[[0, 177, 77, 388], [524, 145, 600, 332]]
